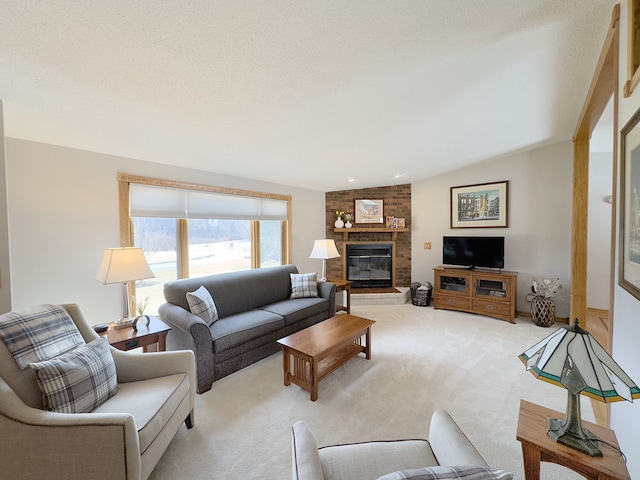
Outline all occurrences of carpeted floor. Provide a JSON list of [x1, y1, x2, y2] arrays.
[[149, 304, 596, 480]]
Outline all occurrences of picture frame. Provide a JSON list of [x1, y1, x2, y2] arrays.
[[355, 199, 384, 224], [625, 0, 640, 97], [450, 180, 508, 228], [619, 107, 640, 300]]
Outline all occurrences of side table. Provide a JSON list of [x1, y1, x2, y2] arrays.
[[329, 279, 352, 314], [516, 399, 630, 480], [101, 315, 171, 352]]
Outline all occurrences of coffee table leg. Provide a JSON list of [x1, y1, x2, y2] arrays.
[[365, 326, 372, 359], [311, 360, 318, 401], [282, 348, 291, 386]]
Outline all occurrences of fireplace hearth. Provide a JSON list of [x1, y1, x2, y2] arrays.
[[346, 244, 392, 288]]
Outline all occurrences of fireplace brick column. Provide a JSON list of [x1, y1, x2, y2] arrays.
[[325, 184, 411, 286]]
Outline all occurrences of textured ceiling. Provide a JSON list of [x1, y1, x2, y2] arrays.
[[0, 1, 617, 192]]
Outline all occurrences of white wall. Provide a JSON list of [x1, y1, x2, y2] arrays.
[[587, 152, 614, 310], [412, 141, 573, 317], [612, 2, 640, 478], [4, 138, 325, 322], [0, 103, 11, 313]]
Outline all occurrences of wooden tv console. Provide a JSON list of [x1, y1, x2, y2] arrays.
[[433, 266, 518, 323]]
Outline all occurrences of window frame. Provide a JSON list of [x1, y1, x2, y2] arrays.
[[117, 172, 292, 275]]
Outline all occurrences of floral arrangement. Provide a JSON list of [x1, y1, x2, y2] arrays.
[[343, 213, 352, 222], [531, 277, 562, 298], [131, 296, 151, 331], [335, 210, 344, 219]]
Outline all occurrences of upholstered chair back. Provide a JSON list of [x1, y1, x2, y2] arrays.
[[0, 303, 98, 409]]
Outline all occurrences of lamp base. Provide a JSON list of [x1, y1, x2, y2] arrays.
[[548, 417, 602, 457]]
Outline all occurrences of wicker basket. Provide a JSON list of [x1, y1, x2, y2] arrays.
[[531, 296, 556, 327], [411, 283, 432, 307]]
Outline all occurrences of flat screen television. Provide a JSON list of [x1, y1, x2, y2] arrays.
[[442, 236, 504, 270]]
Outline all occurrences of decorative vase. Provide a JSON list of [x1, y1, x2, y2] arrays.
[[334, 218, 344, 228], [133, 314, 151, 331], [531, 296, 556, 327], [345, 221, 352, 228]]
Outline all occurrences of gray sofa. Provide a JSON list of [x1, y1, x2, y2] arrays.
[[159, 265, 336, 393]]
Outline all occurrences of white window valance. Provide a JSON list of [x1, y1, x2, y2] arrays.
[[129, 184, 288, 220]]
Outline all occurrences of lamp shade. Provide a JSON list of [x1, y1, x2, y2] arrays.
[[95, 247, 155, 285], [519, 320, 640, 403], [309, 239, 340, 260]]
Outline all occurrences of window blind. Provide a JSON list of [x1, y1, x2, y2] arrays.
[[129, 184, 288, 220]]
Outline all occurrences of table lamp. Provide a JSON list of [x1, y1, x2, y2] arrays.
[[96, 247, 155, 327], [309, 239, 340, 281], [519, 318, 639, 456]]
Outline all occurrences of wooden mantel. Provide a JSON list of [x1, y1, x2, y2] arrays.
[[333, 227, 409, 241]]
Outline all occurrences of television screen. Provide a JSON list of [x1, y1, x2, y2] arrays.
[[442, 236, 504, 269]]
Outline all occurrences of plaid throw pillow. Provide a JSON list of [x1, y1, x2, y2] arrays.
[[186, 286, 219, 325], [29, 337, 118, 413], [376, 466, 513, 480], [0, 304, 84, 369], [290, 273, 318, 299]]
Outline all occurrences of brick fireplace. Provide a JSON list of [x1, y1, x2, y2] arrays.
[[325, 184, 411, 286]]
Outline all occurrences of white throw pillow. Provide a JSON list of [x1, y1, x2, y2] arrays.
[[375, 466, 513, 480], [290, 273, 319, 298], [29, 337, 118, 413], [186, 285, 219, 325]]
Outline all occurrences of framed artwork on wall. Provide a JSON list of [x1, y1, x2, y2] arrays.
[[619, 107, 640, 300], [450, 180, 508, 228], [355, 199, 383, 224]]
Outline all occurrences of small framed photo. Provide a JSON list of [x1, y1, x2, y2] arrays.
[[355, 199, 384, 224], [450, 180, 508, 228]]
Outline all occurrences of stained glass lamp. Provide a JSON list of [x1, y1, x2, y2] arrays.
[[519, 318, 640, 456]]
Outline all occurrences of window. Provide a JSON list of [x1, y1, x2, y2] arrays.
[[119, 174, 291, 314]]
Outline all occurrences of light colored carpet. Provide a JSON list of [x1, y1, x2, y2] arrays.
[[149, 304, 595, 480]]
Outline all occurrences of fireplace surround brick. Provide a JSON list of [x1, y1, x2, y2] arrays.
[[325, 184, 411, 285]]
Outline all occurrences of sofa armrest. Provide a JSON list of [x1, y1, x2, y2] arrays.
[[0, 377, 141, 480], [292, 421, 325, 480], [428, 410, 489, 468], [318, 281, 336, 316], [158, 302, 215, 393]]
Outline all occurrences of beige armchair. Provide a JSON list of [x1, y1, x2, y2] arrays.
[[0, 303, 196, 480], [292, 410, 511, 480]]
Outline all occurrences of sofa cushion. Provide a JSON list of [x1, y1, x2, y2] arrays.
[[290, 272, 318, 298], [93, 372, 191, 454], [262, 297, 330, 326], [0, 304, 84, 369], [211, 310, 285, 353], [29, 337, 118, 413], [186, 286, 219, 325], [375, 466, 513, 480]]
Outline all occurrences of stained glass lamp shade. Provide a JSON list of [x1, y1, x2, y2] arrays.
[[519, 319, 640, 456]]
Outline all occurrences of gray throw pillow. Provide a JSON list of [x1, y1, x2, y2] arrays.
[[376, 466, 513, 480], [186, 285, 219, 325], [290, 272, 319, 298], [29, 337, 118, 413]]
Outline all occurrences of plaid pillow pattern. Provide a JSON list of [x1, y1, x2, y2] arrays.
[[0, 304, 84, 369], [186, 285, 219, 325], [376, 466, 513, 480], [29, 337, 118, 413], [290, 273, 319, 299]]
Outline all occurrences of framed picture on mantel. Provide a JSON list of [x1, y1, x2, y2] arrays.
[[450, 180, 508, 228], [355, 199, 383, 224]]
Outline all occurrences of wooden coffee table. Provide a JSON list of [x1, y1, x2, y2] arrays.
[[276, 314, 375, 401]]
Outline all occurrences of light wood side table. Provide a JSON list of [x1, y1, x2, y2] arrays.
[[328, 279, 352, 314], [101, 315, 170, 352], [516, 399, 630, 480]]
